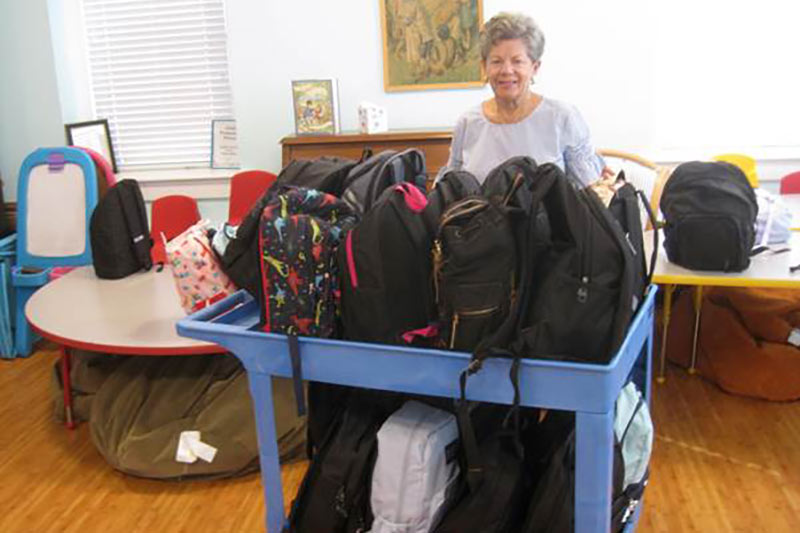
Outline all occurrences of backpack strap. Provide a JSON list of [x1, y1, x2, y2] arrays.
[[457, 356, 524, 493], [637, 188, 658, 286], [621, 184, 659, 286], [457, 369, 484, 492], [118, 181, 153, 271]]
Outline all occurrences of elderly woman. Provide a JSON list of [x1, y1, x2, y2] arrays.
[[441, 12, 608, 186]]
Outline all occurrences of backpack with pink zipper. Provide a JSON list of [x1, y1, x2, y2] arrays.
[[338, 182, 438, 346], [165, 220, 237, 313]]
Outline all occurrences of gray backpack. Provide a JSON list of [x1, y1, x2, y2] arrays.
[[341, 149, 428, 215], [369, 400, 461, 533]]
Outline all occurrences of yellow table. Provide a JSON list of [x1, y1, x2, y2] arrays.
[[646, 231, 800, 382]]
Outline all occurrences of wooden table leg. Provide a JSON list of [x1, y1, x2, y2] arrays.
[[60, 345, 75, 429], [657, 284, 675, 384], [688, 286, 704, 374]]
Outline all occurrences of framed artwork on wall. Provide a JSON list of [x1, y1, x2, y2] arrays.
[[291, 79, 341, 136], [64, 118, 118, 172], [380, 0, 484, 92]]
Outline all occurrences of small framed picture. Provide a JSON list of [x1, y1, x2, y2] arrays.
[[64, 118, 118, 172], [211, 119, 241, 169], [291, 79, 341, 136]]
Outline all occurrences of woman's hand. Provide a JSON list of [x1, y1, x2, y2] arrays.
[[601, 166, 616, 180]]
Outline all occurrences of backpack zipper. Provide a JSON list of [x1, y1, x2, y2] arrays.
[[432, 239, 443, 304], [450, 307, 499, 349], [345, 229, 358, 289], [578, 206, 593, 304]]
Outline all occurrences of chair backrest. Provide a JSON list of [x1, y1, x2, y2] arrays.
[[16, 147, 99, 268], [712, 153, 759, 188], [150, 195, 201, 265], [779, 171, 800, 195], [227, 170, 276, 225], [597, 149, 673, 229]]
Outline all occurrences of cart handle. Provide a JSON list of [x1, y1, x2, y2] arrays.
[[184, 289, 254, 324]]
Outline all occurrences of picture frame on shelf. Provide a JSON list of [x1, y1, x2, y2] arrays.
[[64, 118, 118, 172], [210, 119, 241, 169], [380, 0, 484, 92], [291, 79, 340, 136]]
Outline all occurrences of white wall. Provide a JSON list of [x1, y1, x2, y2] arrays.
[[0, 0, 65, 201]]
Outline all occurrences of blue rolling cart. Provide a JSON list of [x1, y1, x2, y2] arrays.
[[177, 286, 656, 533]]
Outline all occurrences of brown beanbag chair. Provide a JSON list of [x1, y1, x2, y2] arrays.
[[667, 287, 800, 401], [89, 354, 306, 480]]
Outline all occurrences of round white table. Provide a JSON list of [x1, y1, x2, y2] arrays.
[[26, 266, 224, 426]]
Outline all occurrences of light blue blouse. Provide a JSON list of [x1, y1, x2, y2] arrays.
[[441, 98, 604, 186]]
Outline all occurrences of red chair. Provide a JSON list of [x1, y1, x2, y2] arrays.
[[150, 195, 201, 265], [228, 170, 276, 225], [779, 171, 800, 195]]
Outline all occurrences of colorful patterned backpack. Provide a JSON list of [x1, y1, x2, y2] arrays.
[[258, 186, 356, 337], [165, 220, 237, 313]]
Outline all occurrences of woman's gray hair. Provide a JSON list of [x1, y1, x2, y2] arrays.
[[480, 12, 545, 63]]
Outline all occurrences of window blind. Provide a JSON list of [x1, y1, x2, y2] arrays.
[[81, 0, 234, 168]]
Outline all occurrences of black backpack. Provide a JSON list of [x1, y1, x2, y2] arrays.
[[521, 398, 650, 533], [90, 179, 152, 279], [423, 169, 482, 235], [338, 183, 437, 346], [607, 172, 658, 311], [286, 391, 400, 533], [341, 149, 427, 215], [435, 397, 532, 533], [433, 194, 517, 352], [474, 160, 637, 367], [275, 156, 360, 197], [660, 160, 757, 272], [218, 187, 278, 298]]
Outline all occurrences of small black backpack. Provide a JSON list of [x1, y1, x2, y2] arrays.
[[90, 179, 152, 279], [338, 183, 437, 346], [660, 161, 757, 272], [341, 149, 427, 215], [433, 194, 517, 352], [287, 390, 402, 533]]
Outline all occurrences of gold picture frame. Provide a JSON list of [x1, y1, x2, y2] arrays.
[[380, 0, 484, 92]]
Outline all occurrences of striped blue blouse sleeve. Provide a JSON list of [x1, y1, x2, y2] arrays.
[[562, 106, 603, 187]]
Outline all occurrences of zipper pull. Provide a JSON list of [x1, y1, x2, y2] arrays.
[[334, 485, 348, 518], [577, 276, 589, 303], [432, 239, 443, 303], [449, 313, 460, 349]]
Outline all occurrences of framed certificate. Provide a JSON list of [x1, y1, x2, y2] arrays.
[[65, 118, 118, 172], [211, 119, 241, 168]]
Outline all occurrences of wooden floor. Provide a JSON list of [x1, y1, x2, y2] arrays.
[[1, 345, 799, 532]]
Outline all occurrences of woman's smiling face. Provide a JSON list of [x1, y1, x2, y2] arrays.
[[484, 38, 540, 104]]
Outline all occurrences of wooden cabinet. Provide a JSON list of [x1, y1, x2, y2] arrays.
[[280, 130, 453, 188]]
